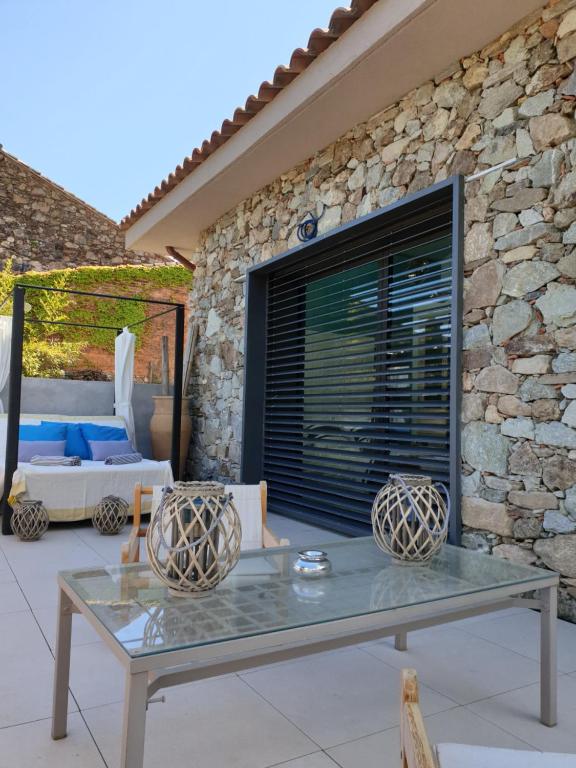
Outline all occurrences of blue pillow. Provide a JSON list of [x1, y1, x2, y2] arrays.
[[19, 423, 67, 442], [80, 423, 129, 459], [42, 421, 90, 460]]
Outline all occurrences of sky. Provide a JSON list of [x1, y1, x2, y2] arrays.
[[2, 0, 341, 223]]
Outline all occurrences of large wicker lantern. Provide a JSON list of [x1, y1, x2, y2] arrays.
[[11, 499, 49, 541], [146, 482, 242, 597], [371, 474, 449, 565]]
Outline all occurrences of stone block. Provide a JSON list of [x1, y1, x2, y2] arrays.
[[529, 149, 563, 188], [492, 300, 533, 345], [498, 395, 532, 417], [501, 417, 535, 439], [475, 365, 519, 394], [553, 353, 576, 373], [556, 328, 576, 348], [493, 544, 537, 565], [511, 355, 551, 374], [543, 456, 576, 491], [494, 223, 558, 252], [532, 399, 561, 421], [502, 260, 560, 297], [536, 284, 576, 327], [535, 421, 576, 449], [508, 490, 559, 510], [462, 422, 510, 475], [506, 335, 556, 357], [478, 81, 524, 119], [461, 496, 513, 536], [463, 324, 491, 349], [529, 114, 576, 151], [464, 261, 504, 311], [513, 516, 543, 539], [491, 188, 546, 213], [462, 393, 486, 423], [544, 511, 576, 534], [563, 401, 576, 428], [534, 534, 576, 577], [464, 222, 493, 264], [509, 442, 541, 476], [500, 245, 537, 264]]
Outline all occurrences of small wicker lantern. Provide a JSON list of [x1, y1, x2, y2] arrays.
[[92, 495, 129, 535], [11, 499, 49, 541], [146, 481, 242, 597], [371, 474, 449, 565]]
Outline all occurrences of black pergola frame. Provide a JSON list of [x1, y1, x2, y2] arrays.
[[1, 283, 186, 535]]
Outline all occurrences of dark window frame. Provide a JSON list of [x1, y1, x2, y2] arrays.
[[241, 175, 464, 543]]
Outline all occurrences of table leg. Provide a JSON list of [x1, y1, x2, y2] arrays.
[[52, 588, 73, 740], [120, 671, 148, 768], [540, 585, 557, 727], [395, 632, 408, 651]]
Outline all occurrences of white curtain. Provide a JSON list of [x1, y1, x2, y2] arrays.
[[114, 327, 136, 446], [0, 316, 12, 413]]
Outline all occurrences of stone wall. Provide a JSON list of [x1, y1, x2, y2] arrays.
[[0, 149, 164, 271], [187, 1, 576, 618]]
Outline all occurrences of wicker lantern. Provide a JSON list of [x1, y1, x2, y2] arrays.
[[146, 481, 242, 597], [371, 474, 449, 565], [92, 495, 129, 535], [11, 500, 49, 541]]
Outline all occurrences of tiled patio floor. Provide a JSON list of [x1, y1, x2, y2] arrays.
[[1, 514, 575, 767]]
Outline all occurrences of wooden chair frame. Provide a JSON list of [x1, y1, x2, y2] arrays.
[[400, 669, 437, 768], [121, 480, 286, 564]]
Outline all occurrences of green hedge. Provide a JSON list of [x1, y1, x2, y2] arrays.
[[20, 264, 191, 352]]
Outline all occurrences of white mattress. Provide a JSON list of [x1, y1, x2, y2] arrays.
[[10, 459, 174, 522]]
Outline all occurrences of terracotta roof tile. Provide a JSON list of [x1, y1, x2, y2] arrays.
[[121, 1, 378, 230]]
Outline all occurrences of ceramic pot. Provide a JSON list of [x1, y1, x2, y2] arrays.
[[150, 395, 192, 477]]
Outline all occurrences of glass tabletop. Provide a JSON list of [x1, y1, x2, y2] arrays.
[[59, 537, 553, 658]]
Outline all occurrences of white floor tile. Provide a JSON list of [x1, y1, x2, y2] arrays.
[[327, 706, 534, 768], [364, 627, 541, 705], [75, 526, 130, 563], [458, 610, 576, 673], [0, 613, 77, 728], [83, 675, 317, 768], [0, 565, 16, 584], [0, 579, 29, 614], [69, 642, 126, 710], [275, 753, 340, 768], [468, 676, 576, 753], [241, 647, 455, 749], [33, 606, 102, 650], [0, 713, 106, 767]]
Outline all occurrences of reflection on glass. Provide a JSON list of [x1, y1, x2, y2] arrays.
[[60, 537, 550, 658]]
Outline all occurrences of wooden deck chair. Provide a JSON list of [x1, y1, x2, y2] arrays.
[[400, 669, 436, 768], [401, 669, 576, 768], [121, 481, 289, 564]]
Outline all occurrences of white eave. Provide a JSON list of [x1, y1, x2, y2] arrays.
[[125, 0, 545, 254]]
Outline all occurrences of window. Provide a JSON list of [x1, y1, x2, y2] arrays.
[[243, 179, 463, 537]]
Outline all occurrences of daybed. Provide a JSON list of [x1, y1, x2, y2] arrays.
[[1, 414, 173, 522]]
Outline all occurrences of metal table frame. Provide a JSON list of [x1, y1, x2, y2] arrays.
[[52, 572, 558, 768]]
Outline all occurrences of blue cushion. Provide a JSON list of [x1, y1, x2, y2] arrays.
[[80, 423, 128, 459], [19, 423, 67, 442], [42, 421, 91, 459]]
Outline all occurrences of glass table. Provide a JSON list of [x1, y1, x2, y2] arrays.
[[51, 538, 558, 768]]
